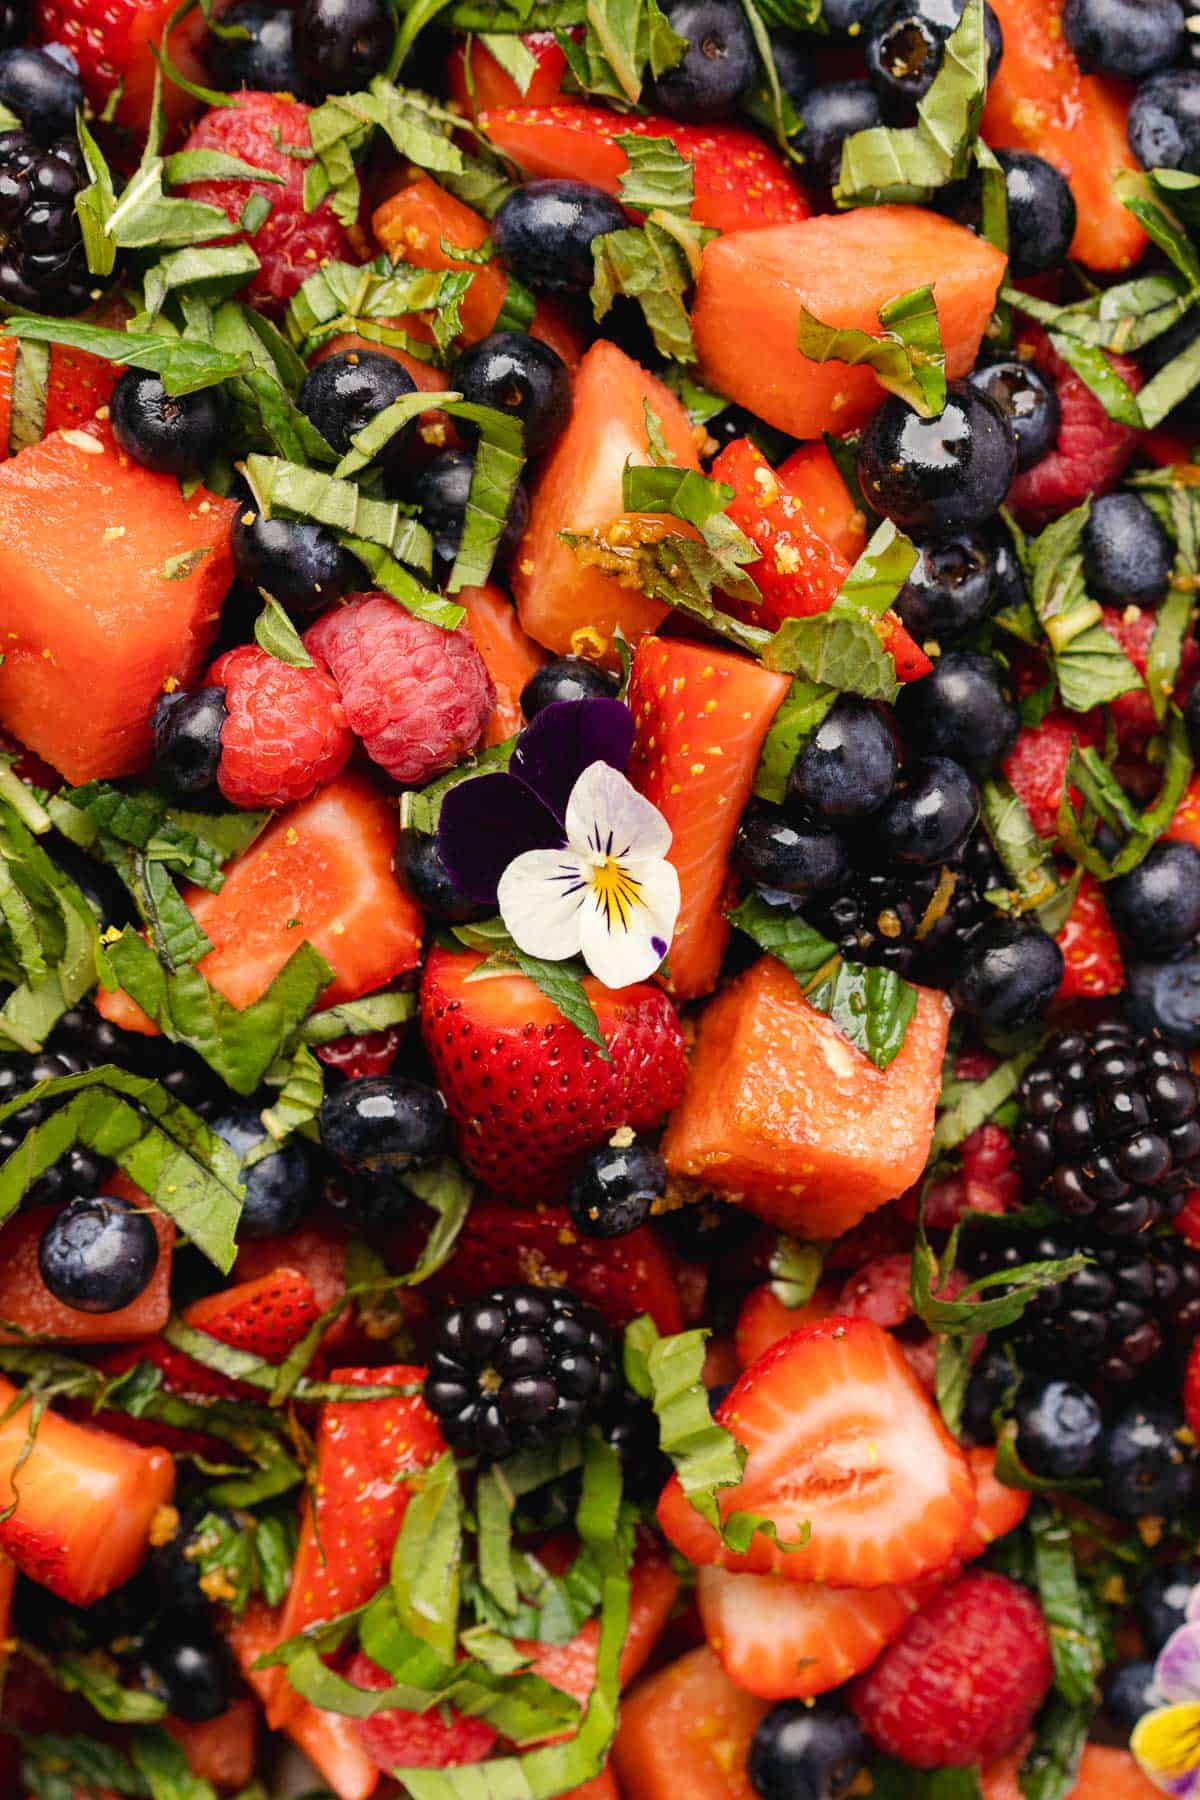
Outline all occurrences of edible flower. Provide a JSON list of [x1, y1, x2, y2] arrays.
[[1133, 1584, 1200, 1795]]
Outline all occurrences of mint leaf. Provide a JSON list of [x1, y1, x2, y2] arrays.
[[298, 990, 416, 1043], [258, 1042, 324, 1150], [622, 461, 735, 530], [763, 609, 901, 701], [243, 452, 433, 568], [129, 1725, 219, 1800], [285, 257, 472, 361], [910, 1218, 1087, 1338], [253, 594, 314, 668], [978, 773, 1061, 916], [932, 1042, 1043, 1155], [795, 284, 947, 418], [1018, 503, 1143, 711], [591, 220, 698, 363], [614, 131, 694, 214], [391, 1450, 462, 1664], [452, 918, 611, 1058], [834, 516, 920, 615], [557, 0, 685, 104], [1030, 1503, 1105, 1706], [74, 113, 119, 279], [1018, 1695, 1091, 1800], [0, 789, 101, 1054], [753, 679, 836, 804], [2, 317, 245, 398], [444, 400, 526, 593]]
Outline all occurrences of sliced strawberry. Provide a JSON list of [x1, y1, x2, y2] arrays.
[[776, 443, 868, 565], [627, 637, 789, 1001], [1056, 870, 1124, 1000], [314, 1025, 404, 1080], [960, 1447, 1031, 1560], [186, 1268, 321, 1362], [34, 0, 208, 135], [43, 344, 121, 437], [1100, 603, 1200, 748], [710, 437, 850, 628], [478, 103, 810, 234], [735, 1283, 841, 1369], [1001, 710, 1101, 841], [1005, 329, 1142, 526], [521, 1533, 679, 1707], [656, 1317, 974, 1587], [447, 30, 571, 113]]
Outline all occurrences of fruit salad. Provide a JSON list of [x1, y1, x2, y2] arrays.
[[3, 0, 1200, 1795]]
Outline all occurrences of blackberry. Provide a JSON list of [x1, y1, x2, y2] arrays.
[[424, 1286, 617, 1460], [1016, 1024, 1200, 1235], [797, 828, 1002, 984], [0, 129, 89, 314]]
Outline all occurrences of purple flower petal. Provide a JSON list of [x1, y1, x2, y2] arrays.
[[437, 773, 565, 906], [1158, 1624, 1200, 1706], [510, 698, 635, 823]]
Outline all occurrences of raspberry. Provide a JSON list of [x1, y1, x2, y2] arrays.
[[346, 1651, 498, 1771], [1005, 329, 1141, 527], [305, 594, 494, 786], [850, 1572, 1053, 1769], [178, 93, 359, 313], [1001, 710, 1101, 841], [208, 644, 352, 810]]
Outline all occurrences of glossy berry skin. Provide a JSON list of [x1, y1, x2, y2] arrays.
[[865, 0, 1003, 111], [823, 0, 875, 28], [1063, 0, 1185, 79], [151, 688, 227, 800], [951, 918, 1065, 1033], [295, 0, 393, 98], [877, 755, 979, 865], [299, 348, 417, 476], [969, 361, 1061, 471], [37, 1193, 160, 1314], [788, 696, 897, 823], [895, 650, 1019, 776], [995, 151, 1077, 277], [748, 1699, 866, 1800], [565, 1142, 667, 1239], [893, 532, 997, 641], [1103, 1402, 1198, 1517], [111, 369, 225, 477], [1082, 492, 1173, 607], [411, 450, 530, 577], [1108, 840, 1200, 954], [144, 1624, 237, 1723], [395, 829, 491, 924], [211, 1107, 313, 1239], [0, 130, 88, 314], [1130, 69, 1200, 174], [857, 384, 1018, 539], [734, 809, 850, 895], [520, 656, 615, 718], [769, 28, 815, 106], [320, 1075, 447, 1175], [1136, 1560, 1200, 1654], [796, 82, 882, 187], [1103, 1660, 1162, 1737], [648, 0, 756, 120], [208, 1, 300, 92], [1127, 949, 1200, 1047], [493, 179, 626, 292], [0, 46, 81, 144], [231, 507, 356, 618], [450, 331, 572, 458], [1014, 1377, 1104, 1479]]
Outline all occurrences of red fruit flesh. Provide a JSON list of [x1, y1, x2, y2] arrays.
[[420, 946, 687, 1200], [0, 1376, 174, 1603], [185, 1269, 321, 1362], [776, 442, 868, 564], [1006, 330, 1141, 525], [1168, 775, 1200, 851], [1056, 871, 1124, 1000], [692, 209, 1006, 439], [163, 1698, 258, 1791], [850, 1572, 1053, 1768], [960, 1447, 1032, 1560], [458, 582, 546, 746], [710, 437, 850, 628], [1002, 709, 1100, 840], [347, 1651, 499, 1771], [0, 1189, 174, 1344], [657, 1317, 974, 1587], [0, 337, 14, 458], [180, 93, 359, 312], [34, 0, 208, 134], [314, 1025, 404, 1080], [521, 1535, 679, 1708], [627, 637, 790, 1000], [447, 31, 570, 114], [210, 644, 352, 810], [1102, 602, 1200, 747], [43, 343, 120, 437], [612, 1645, 766, 1800], [0, 421, 236, 784], [983, 1745, 1161, 1799], [735, 1282, 840, 1368]]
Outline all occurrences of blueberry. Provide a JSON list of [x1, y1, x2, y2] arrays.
[[969, 360, 1061, 471], [857, 383, 1018, 538], [143, 1623, 237, 1723], [211, 1107, 314, 1240], [294, 0, 392, 96], [1136, 1559, 1200, 1653], [1064, 0, 1185, 79], [1130, 68, 1200, 173], [152, 688, 227, 800], [877, 755, 979, 864], [748, 1698, 866, 1800], [996, 150, 1078, 277], [865, 0, 1003, 112], [822, 0, 875, 29], [148, 1506, 237, 1611], [734, 808, 850, 894], [649, 0, 756, 119], [951, 917, 1065, 1032], [395, 829, 491, 923], [492, 180, 627, 292], [450, 331, 572, 457], [788, 696, 897, 823], [320, 1075, 447, 1173], [1082, 492, 1174, 607], [0, 46, 82, 144], [410, 449, 530, 577], [520, 655, 617, 718], [1015, 1376, 1105, 1478], [893, 531, 998, 641], [962, 1343, 1015, 1444], [38, 1194, 160, 1314], [110, 369, 225, 477], [895, 649, 1019, 774], [991, 527, 1030, 611], [1103, 1401, 1198, 1518], [208, 0, 300, 91], [795, 81, 883, 187], [566, 1143, 667, 1238], [299, 347, 417, 481], [1108, 841, 1200, 953], [231, 507, 356, 618], [1127, 948, 1200, 1046], [768, 28, 816, 107], [1103, 1660, 1163, 1737]]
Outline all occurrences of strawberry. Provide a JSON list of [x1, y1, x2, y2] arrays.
[[1168, 774, 1200, 851], [412, 1198, 684, 1334], [627, 637, 790, 1001], [1056, 870, 1124, 999], [1184, 1334, 1200, 1441], [33, 0, 208, 136], [850, 1572, 1053, 1768], [520, 1531, 679, 1710], [1005, 329, 1141, 527], [959, 1447, 1031, 1561], [835, 1255, 978, 1394], [346, 1652, 499, 1771], [314, 1025, 404, 1080], [1001, 709, 1100, 840], [1100, 603, 1200, 748], [42, 343, 121, 437], [735, 1282, 839, 1369], [419, 946, 687, 1201], [185, 1268, 321, 1361], [163, 1698, 258, 1791], [447, 30, 571, 114], [656, 1317, 975, 1587]]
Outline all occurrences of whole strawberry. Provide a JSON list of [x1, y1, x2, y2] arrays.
[[305, 593, 494, 786], [205, 644, 352, 810], [850, 1571, 1053, 1768]]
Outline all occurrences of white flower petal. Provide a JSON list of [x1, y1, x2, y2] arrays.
[[578, 853, 680, 988], [564, 761, 673, 864], [497, 848, 588, 962]]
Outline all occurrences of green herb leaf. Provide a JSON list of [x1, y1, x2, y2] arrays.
[[910, 1217, 1087, 1338], [391, 1449, 462, 1664], [0, 788, 101, 1054], [622, 461, 736, 529], [74, 114, 119, 279], [257, 1041, 324, 1151], [1030, 1504, 1105, 1706], [614, 131, 695, 215], [451, 917, 612, 1057], [253, 594, 315, 667], [795, 284, 947, 417], [298, 989, 416, 1043], [591, 219, 699, 363], [3, 317, 245, 398], [763, 609, 901, 701], [932, 1042, 1043, 1154], [1018, 1694, 1091, 1800], [556, 0, 686, 105], [978, 774, 1061, 916], [753, 679, 836, 804]]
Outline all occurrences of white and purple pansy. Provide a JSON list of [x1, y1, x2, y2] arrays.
[[1134, 1583, 1200, 1796], [437, 698, 680, 989]]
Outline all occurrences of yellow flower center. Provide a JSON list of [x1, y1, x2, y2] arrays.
[[586, 857, 644, 932]]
